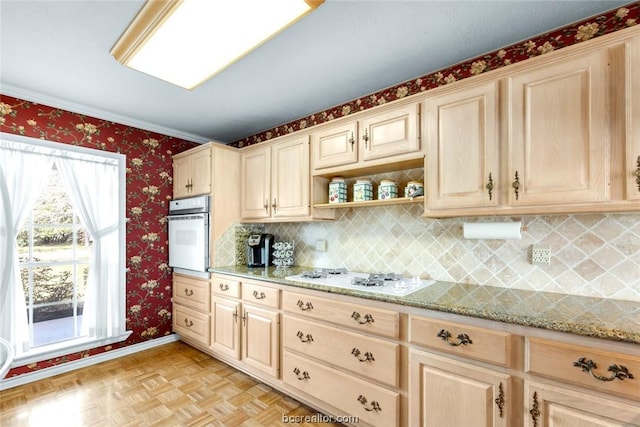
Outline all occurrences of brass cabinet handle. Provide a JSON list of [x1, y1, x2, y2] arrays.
[[293, 367, 310, 381], [512, 171, 520, 200], [486, 173, 494, 201], [529, 391, 540, 427], [362, 128, 369, 148], [296, 300, 313, 311], [351, 311, 374, 324], [495, 382, 505, 418], [233, 307, 238, 324], [349, 132, 355, 151], [253, 290, 266, 300], [241, 310, 247, 327], [271, 198, 277, 213], [573, 357, 635, 382], [184, 288, 194, 296], [351, 348, 375, 363], [219, 283, 229, 291], [184, 318, 193, 327], [296, 331, 314, 343], [437, 329, 473, 346], [264, 199, 269, 214], [357, 395, 381, 412], [634, 155, 640, 191]]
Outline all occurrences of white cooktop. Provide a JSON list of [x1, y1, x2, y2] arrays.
[[285, 271, 434, 297]]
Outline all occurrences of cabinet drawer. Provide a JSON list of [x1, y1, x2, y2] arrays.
[[211, 274, 241, 299], [410, 316, 515, 367], [527, 337, 640, 401], [284, 291, 399, 339], [173, 304, 210, 346], [283, 316, 399, 388], [172, 275, 210, 312], [284, 351, 399, 427], [242, 281, 280, 309]]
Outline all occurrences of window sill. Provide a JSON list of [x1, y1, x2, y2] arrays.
[[11, 331, 132, 368]]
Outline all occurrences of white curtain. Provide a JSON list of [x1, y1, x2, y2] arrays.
[[56, 157, 123, 339], [0, 142, 54, 355]]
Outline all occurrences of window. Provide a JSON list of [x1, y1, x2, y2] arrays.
[[0, 133, 130, 365]]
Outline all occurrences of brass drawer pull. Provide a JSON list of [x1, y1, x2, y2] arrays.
[[362, 128, 369, 148], [184, 318, 194, 327], [486, 173, 494, 201], [349, 132, 355, 151], [233, 307, 238, 323], [293, 367, 310, 381], [219, 283, 229, 291], [512, 171, 520, 200], [351, 311, 374, 324], [253, 290, 266, 300], [573, 357, 635, 382], [296, 331, 314, 343], [529, 391, 540, 427], [184, 288, 194, 296], [634, 155, 640, 191], [495, 382, 505, 418], [351, 348, 375, 363], [296, 300, 313, 311], [437, 329, 473, 346], [357, 395, 381, 412]]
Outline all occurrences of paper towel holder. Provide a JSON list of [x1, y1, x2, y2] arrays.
[[461, 221, 527, 240]]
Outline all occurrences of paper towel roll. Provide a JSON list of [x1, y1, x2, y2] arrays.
[[463, 222, 522, 240]]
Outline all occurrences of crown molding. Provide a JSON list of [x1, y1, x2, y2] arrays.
[[0, 83, 210, 144]]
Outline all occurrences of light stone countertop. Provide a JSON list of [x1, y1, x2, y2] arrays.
[[209, 265, 640, 345]]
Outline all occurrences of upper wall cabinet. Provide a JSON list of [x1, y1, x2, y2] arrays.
[[506, 49, 609, 207], [627, 37, 640, 202], [311, 101, 422, 176], [173, 144, 211, 199], [424, 80, 500, 210], [241, 135, 334, 222]]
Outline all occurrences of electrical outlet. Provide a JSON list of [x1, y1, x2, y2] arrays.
[[315, 239, 327, 252], [531, 245, 551, 265]]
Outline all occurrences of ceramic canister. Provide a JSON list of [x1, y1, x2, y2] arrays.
[[328, 177, 347, 203], [405, 181, 424, 197], [353, 179, 373, 201], [378, 179, 398, 200]]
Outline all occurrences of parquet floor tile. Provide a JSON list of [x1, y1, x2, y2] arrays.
[[0, 341, 344, 427]]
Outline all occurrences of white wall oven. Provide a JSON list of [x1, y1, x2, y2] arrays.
[[167, 195, 210, 278]]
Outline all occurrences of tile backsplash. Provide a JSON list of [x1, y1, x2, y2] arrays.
[[255, 207, 640, 302]]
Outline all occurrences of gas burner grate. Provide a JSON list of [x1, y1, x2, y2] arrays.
[[370, 273, 403, 281], [300, 270, 328, 279], [351, 277, 385, 287], [321, 268, 349, 275]]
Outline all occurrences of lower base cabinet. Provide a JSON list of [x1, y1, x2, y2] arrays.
[[409, 350, 514, 427], [525, 381, 640, 427], [284, 351, 399, 426]]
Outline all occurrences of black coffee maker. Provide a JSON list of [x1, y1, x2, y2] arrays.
[[246, 233, 274, 267]]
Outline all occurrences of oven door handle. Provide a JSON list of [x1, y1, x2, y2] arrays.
[[166, 214, 207, 221]]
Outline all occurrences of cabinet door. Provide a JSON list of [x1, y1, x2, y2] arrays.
[[173, 155, 192, 199], [425, 80, 500, 210], [359, 103, 420, 162], [627, 38, 640, 202], [242, 304, 279, 378], [507, 50, 609, 206], [189, 147, 212, 196], [525, 381, 640, 427], [210, 297, 241, 360], [410, 350, 511, 427], [240, 146, 271, 219], [271, 136, 310, 218], [312, 121, 358, 170]]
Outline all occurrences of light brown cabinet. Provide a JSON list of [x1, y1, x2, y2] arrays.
[[424, 79, 500, 210], [172, 144, 211, 199], [627, 37, 640, 202], [311, 102, 421, 175], [172, 273, 211, 346]]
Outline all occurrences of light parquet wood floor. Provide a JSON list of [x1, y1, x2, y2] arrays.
[[0, 341, 344, 427]]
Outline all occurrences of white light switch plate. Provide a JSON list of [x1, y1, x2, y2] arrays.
[[315, 239, 327, 252]]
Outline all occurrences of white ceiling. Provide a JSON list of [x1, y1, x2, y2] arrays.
[[0, 0, 632, 144]]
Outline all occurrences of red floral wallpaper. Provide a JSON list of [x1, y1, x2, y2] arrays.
[[0, 94, 197, 378], [230, 3, 639, 148]]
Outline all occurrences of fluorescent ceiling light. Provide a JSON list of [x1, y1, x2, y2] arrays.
[[111, 0, 323, 90]]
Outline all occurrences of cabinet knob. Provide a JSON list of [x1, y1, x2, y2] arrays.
[[183, 318, 194, 327], [486, 173, 494, 201], [634, 155, 640, 192], [184, 288, 194, 297], [357, 395, 381, 412], [512, 171, 520, 201], [437, 329, 473, 346], [573, 357, 635, 382]]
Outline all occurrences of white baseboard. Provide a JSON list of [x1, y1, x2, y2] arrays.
[[0, 334, 180, 390]]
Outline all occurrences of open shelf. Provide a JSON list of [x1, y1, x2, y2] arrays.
[[314, 196, 424, 209]]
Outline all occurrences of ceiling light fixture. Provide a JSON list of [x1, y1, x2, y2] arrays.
[[111, 0, 323, 90]]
